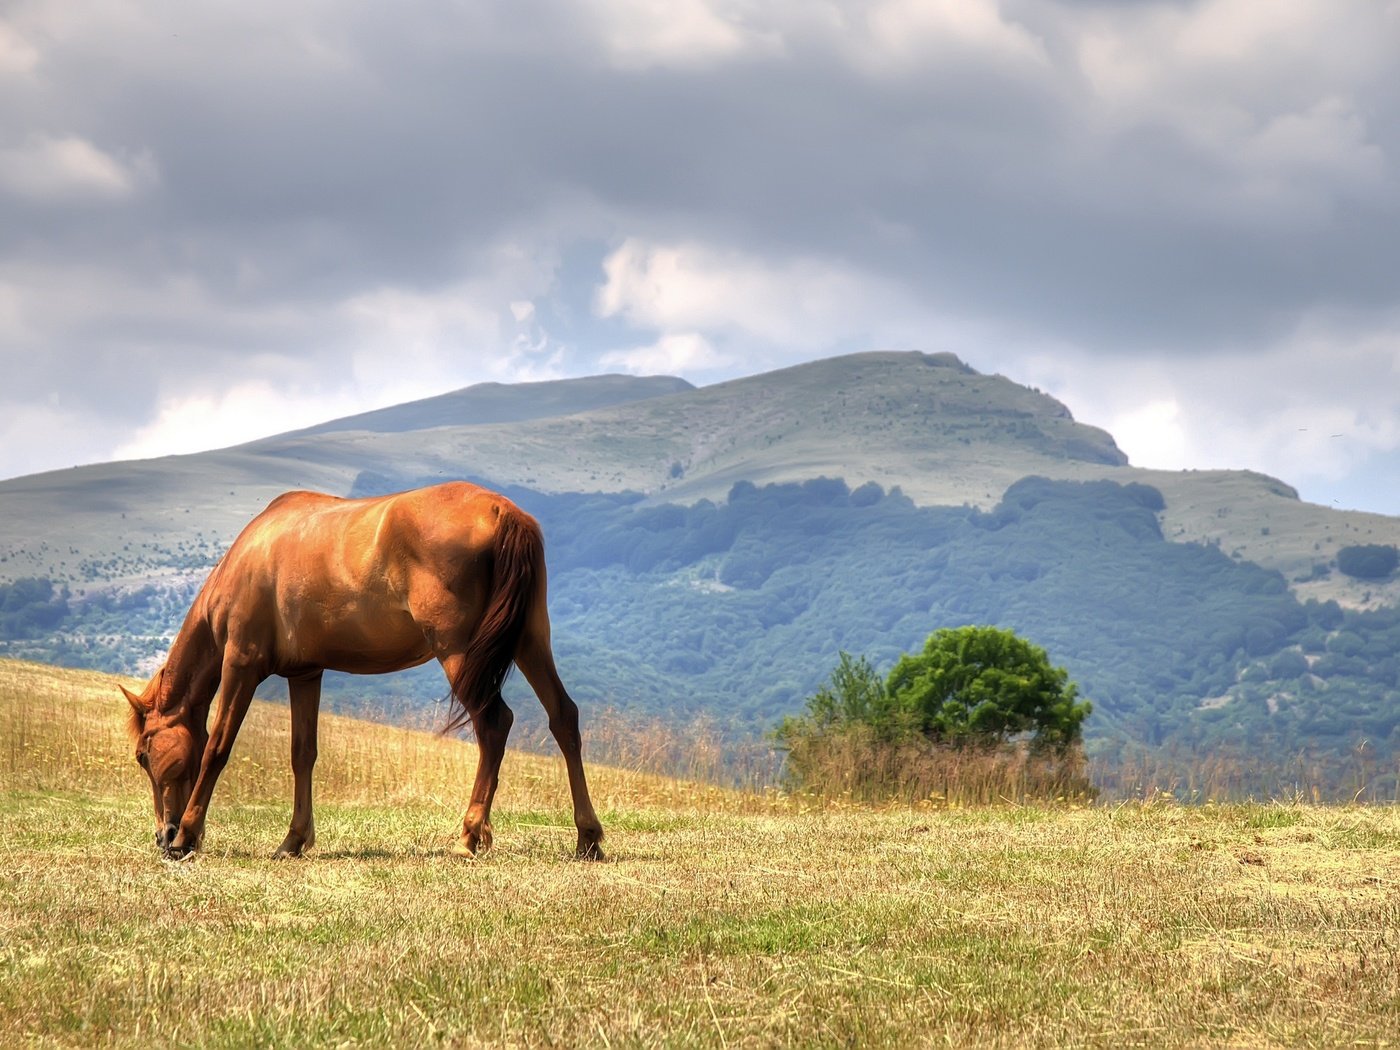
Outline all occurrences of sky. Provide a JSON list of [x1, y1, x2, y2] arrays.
[[2, 1, 1399, 513]]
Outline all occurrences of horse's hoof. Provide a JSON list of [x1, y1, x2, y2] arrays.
[[453, 822, 492, 858], [576, 839, 606, 862]]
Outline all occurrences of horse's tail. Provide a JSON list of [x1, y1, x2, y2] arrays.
[[443, 507, 542, 734]]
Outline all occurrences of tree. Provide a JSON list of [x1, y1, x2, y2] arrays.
[[886, 626, 1090, 750], [778, 651, 909, 742], [1337, 544, 1398, 581]]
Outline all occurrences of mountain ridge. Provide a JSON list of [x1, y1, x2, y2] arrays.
[[280, 372, 695, 439], [1, 350, 1397, 615]]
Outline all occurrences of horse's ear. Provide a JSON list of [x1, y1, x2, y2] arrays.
[[122, 684, 150, 741], [120, 684, 148, 713]]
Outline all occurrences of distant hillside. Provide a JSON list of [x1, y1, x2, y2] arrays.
[[285, 373, 695, 437], [2, 350, 1396, 607], [2, 350, 1399, 786]]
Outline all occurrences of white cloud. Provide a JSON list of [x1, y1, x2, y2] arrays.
[[1240, 97, 1385, 188], [112, 380, 354, 463], [1105, 398, 1190, 471], [862, 0, 1048, 71], [595, 238, 923, 350], [341, 285, 499, 361], [1002, 314, 1400, 500], [582, 0, 758, 70], [0, 400, 115, 478], [600, 332, 728, 375], [0, 21, 40, 76], [0, 134, 156, 203]]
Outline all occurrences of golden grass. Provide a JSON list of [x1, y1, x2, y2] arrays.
[[780, 723, 1095, 806], [3, 658, 1400, 1048], [0, 657, 767, 818]]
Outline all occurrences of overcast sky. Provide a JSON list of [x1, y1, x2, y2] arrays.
[[3, 1, 1399, 513]]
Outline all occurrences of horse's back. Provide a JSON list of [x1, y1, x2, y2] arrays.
[[200, 482, 538, 674]]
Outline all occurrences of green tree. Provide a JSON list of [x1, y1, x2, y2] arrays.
[[886, 626, 1090, 750], [777, 651, 910, 742]]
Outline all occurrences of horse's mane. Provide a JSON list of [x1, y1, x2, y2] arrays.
[[124, 667, 163, 743], [126, 701, 146, 743]]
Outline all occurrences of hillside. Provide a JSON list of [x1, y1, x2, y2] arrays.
[[4, 658, 1400, 1048], [3, 351, 1396, 606], [2, 351, 1399, 781], [284, 372, 695, 438]]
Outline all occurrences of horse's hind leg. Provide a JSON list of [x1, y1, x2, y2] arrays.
[[440, 653, 514, 857], [274, 671, 321, 859], [513, 613, 604, 860]]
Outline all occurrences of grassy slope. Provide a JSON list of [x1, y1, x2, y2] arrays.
[[285, 373, 695, 437], [4, 659, 1399, 1047], [3, 351, 1398, 611]]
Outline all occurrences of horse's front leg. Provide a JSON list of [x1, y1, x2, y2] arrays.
[[274, 672, 322, 859], [168, 661, 260, 857]]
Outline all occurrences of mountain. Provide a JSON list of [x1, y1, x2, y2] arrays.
[[4, 351, 1396, 607], [2, 351, 1398, 788], [284, 373, 695, 437]]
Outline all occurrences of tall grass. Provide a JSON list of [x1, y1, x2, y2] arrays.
[[779, 722, 1096, 805], [4, 654, 1395, 819], [0, 659, 780, 822], [1091, 741, 1400, 805]]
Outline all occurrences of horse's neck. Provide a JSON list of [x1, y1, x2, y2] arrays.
[[156, 615, 221, 719]]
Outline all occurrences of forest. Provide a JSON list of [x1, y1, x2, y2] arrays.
[[4, 472, 1398, 785]]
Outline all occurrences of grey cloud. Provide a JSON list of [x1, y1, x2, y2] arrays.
[[1, 1, 1398, 497], [12, 1, 1394, 344]]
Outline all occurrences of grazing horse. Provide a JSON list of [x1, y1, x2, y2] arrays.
[[122, 481, 604, 861]]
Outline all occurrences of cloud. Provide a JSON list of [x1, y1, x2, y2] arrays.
[[581, 0, 758, 70], [0, 0, 1397, 513], [595, 238, 927, 351], [0, 399, 117, 479], [861, 0, 1049, 71], [111, 380, 355, 464], [1001, 310, 1400, 507], [0, 135, 156, 203], [600, 332, 728, 375], [0, 21, 40, 76]]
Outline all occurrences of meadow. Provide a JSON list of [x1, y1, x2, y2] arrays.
[[3, 657, 1399, 1047]]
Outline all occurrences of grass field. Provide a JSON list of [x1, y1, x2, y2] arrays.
[[3, 658, 1399, 1047]]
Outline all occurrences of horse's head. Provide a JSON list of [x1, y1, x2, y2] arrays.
[[123, 670, 200, 850]]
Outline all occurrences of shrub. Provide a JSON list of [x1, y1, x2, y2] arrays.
[[777, 628, 1094, 801], [1337, 545, 1398, 580]]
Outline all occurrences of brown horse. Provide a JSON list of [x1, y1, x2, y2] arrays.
[[122, 481, 604, 860]]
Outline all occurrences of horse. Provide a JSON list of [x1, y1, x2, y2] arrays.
[[122, 480, 604, 861]]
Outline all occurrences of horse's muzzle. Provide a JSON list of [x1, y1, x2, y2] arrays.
[[156, 823, 178, 850]]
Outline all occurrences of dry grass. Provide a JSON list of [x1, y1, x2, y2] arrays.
[[4, 658, 1400, 1048], [780, 724, 1095, 806]]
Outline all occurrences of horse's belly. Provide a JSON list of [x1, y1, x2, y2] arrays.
[[281, 600, 431, 675]]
